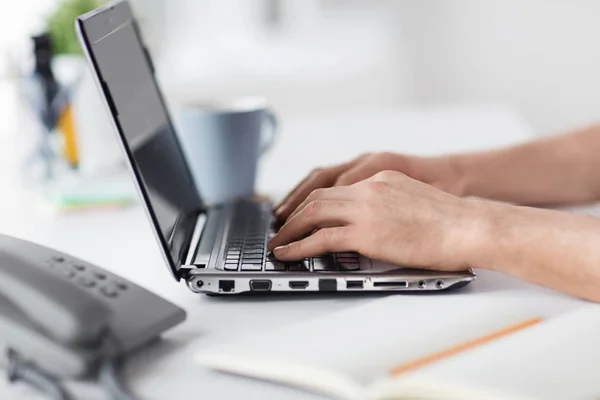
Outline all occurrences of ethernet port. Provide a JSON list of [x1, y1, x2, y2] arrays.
[[219, 280, 235, 293]]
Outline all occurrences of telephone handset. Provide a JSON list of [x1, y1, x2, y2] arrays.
[[0, 251, 111, 347], [0, 234, 186, 398]]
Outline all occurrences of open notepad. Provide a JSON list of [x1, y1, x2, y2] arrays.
[[196, 293, 598, 400]]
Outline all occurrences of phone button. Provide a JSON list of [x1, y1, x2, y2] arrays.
[[94, 272, 107, 280], [73, 264, 86, 271], [100, 285, 119, 298], [60, 269, 75, 279], [77, 276, 96, 288]]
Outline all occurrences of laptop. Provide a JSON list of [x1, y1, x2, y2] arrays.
[[76, 1, 476, 295]]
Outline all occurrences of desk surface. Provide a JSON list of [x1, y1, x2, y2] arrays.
[[0, 105, 569, 400]]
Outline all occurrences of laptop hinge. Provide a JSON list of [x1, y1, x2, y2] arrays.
[[184, 213, 207, 266]]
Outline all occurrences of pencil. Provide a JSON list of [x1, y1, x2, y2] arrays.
[[390, 318, 543, 376]]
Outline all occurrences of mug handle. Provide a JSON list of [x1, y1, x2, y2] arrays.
[[260, 109, 278, 155]]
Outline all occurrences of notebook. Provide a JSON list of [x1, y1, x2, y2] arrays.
[[196, 293, 585, 400]]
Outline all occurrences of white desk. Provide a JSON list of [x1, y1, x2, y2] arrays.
[[0, 106, 570, 400]]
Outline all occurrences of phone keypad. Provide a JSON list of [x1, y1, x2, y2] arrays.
[[44, 256, 128, 299]]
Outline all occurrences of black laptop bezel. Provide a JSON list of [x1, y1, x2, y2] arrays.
[[76, 1, 205, 281]]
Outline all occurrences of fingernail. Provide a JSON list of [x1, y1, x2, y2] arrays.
[[274, 245, 288, 254]]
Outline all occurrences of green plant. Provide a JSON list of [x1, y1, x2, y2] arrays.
[[47, 0, 104, 54]]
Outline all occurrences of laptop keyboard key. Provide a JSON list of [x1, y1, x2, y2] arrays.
[[287, 261, 310, 272], [313, 258, 337, 272], [336, 257, 359, 263], [265, 262, 286, 271], [339, 262, 360, 271], [241, 258, 263, 264], [243, 249, 264, 255], [224, 264, 238, 271], [241, 263, 263, 271]]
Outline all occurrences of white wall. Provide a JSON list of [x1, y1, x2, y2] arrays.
[[139, 0, 600, 134], [154, 0, 412, 113], [406, 0, 600, 134]]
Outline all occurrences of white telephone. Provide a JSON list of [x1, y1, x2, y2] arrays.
[[0, 234, 186, 399]]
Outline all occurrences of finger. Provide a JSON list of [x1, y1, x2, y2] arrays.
[[268, 200, 354, 250], [273, 169, 335, 221], [273, 227, 356, 261], [274, 161, 355, 220], [369, 170, 453, 202], [286, 186, 356, 222], [334, 164, 378, 186]]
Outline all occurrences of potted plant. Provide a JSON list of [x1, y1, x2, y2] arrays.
[[48, 0, 103, 56]]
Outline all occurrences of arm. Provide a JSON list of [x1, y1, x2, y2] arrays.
[[274, 124, 600, 221], [479, 202, 600, 301], [453, 124, 600, 206]]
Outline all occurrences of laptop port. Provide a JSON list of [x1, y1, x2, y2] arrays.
[[219, 280, 235, 293], [289, 281, 309, 290], [318, 279, 337, 292], [346, 280, 364, 289], [250, 280, 272, 291], [373, 281, 408, 288]]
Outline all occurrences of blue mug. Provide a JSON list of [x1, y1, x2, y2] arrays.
[[175, 98, 278, 205]]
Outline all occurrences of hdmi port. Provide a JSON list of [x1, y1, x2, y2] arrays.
[[289, 281, 309, 290]]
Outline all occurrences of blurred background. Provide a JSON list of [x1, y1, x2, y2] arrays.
[[0, 0, 599, 214]]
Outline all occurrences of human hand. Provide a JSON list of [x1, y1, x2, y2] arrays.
[[268, 170, 490, 272], [274, 153, 465, 221]]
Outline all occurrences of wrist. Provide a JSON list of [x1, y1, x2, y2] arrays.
[[453, 199, 510, 271], [447, 154, 478, 198], [459, 199, 535, 273], [406, 155, 471, 197]]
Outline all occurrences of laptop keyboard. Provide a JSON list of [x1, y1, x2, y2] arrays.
[[222, 201, 363, 273]]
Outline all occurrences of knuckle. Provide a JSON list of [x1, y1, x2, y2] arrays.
[[309, 167, 326, 178], [371, 170, 397, 181], [306, 188, 326, 202], [365, 180, 389, 195], [335, 173, 353, 186], [303, 199, 326, 217]]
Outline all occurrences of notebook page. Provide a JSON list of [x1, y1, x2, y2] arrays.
[[405, 304, 600, 400], [197, 292, 579, 392]]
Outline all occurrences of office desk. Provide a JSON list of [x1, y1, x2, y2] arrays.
[[0, 106, 572, 400]]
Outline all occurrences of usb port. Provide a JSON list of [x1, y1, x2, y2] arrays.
[[289, 281, 309, 290], [346, 280, 364, 289]]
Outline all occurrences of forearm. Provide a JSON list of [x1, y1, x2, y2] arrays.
[[474, 201, 600, 302], [454, 125, 600, 206]]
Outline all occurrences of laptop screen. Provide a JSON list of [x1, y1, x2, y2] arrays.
[[77, 2, 203, 279]]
